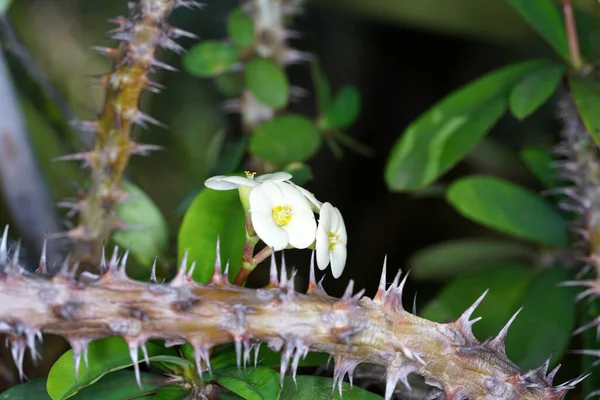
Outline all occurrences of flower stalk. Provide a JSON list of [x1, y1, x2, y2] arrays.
[[561, 0, 583, 70], [236, 243, 272, 285]]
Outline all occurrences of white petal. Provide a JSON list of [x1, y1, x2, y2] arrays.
[[255, 172, 293, 182], [333, 207, 347, 243], [318, 203, 334, 229], [205, 175, 257, 190], [204, 175, 236, 190], [249, 181, 284, 214], [315, 223, 330, 270], [269, 183, 316, 249], [283, 208, 316, 249], [292, 183, 323, 211], [276, 182, 310, 210], [330, 245, 347, 279], [251, 211, 289, 251]]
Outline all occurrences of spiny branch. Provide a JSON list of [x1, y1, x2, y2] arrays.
[[58, 0, 199, 270], [553, 90, 600, 336], [0, 226, 585, 399]]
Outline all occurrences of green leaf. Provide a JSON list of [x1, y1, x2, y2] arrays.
[[215, 367, 280, 400], [205, 343, 329, 370], [245, 57, 289, 109], [520, 147, 559, 188], [154, 386, 192, 400], [569, 75, 600, 147], [147, 355, 194, 376], [385, 60, 548, 191], [409, 238, 532, 280], [255, 349, 329, 369], [227, 8, 255, 49], [184, 41, 238, 77], [506, 0, 569, 62], [508, 64, 564, 119], [250, 115, 322, 165], [215, 71, 245, 97], [46, 337, 174, 400], [282, 163, 313, 186], [113, 180, 168, 268], [576, 8, 598, 59], [178, 188, 246, 283], [70, 371, 163, 399], [310, 60, 332, 112], [0, 378, 50, 399], [446, 175, 568, 247], [320, 86, 361, 130], [421, 264, 536, 341], [280, 376, 382, 400], [506, 266, 575, 369]]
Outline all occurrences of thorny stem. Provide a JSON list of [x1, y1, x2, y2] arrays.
[[67, 0, 191, 271], [562, 0, 583, 70], [0, 230, 587, 399], [554, 90, 600, 345]]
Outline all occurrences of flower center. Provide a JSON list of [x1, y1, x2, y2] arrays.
[[272, 204, 293, 227], [328, 231, 343, 251], [244, 170, 257, 179]]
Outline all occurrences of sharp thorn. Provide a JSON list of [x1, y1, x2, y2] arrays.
[[128, 343, 142, 389], [37, 234, 48, 274], [269, 251, 278, 286], [0, 225, 9, 264]]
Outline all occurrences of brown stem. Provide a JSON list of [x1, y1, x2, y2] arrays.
[[233, 238, 257, 286], [251, 245, 273, 265], [0, 248, 582, 400], [233, 243, 273, 286], [68, 0, 186, 271], [562, 0, 582, 70], [233, 266, 252, 286]]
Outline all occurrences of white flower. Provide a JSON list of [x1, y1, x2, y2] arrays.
[[290, 183, 322, 212], [315, 202, 347, 278], [249, 181, 317, 251], [204, 175, 258, 191], [204, 171, 292, 191]]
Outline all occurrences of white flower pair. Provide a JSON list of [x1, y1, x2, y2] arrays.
[[205, 172, 347, 278]]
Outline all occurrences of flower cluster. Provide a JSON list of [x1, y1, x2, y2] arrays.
[[205, 172, 347, 278]]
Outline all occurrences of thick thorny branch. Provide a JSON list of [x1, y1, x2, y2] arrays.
[[0, 226, 585, 399]]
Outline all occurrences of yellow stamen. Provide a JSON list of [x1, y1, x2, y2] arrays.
[[272, 204, 293, 227], [328, 231, 343, 251], [244, 171, 257, 179]]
